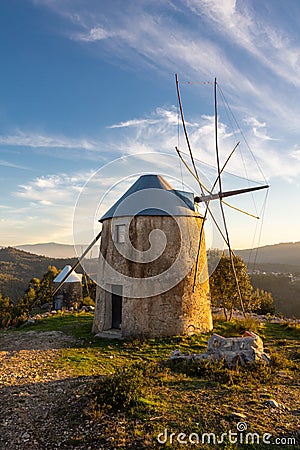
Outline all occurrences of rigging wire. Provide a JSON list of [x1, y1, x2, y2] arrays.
[[217, 84, 270, 278], [181, 81, 213, 85], [178, 149, 266, 186], [177, 142, 261, 220], [217, 85, 259, 217], [175, 76, 251, 302], [177, 96, 184, 191], [218, 85, 268, 184], [250, 189, 269, 283], [176, 146, 234, 249]]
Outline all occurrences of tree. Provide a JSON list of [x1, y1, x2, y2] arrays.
[[38, 266, 59, 306], [0, 293, 14, 327], [209, 253, 253, 320], [21, 277, 41, 313], [251, 288, 275, 315]]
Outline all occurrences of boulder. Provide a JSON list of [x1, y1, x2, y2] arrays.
[[170, 331, 270, 366]]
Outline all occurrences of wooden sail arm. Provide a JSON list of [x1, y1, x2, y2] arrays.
[[175, 74, 205, 196], [211, 141, 240, 192], [174, 147, 237, 252], [194, 184, 269, 203], [221, 200, 260, 219], [52, 230, 102, 297], [176, 141, 240, 197], [175, 146, 211, 194]]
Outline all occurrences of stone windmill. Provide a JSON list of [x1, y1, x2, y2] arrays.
[[92, 173, 212, 338], [53, 75, 269, 338]]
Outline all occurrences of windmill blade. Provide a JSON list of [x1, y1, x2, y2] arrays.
[[175, 152, 239, 290], [175, 75, 241, 296], [195, 184, 269, 203], [177, 141, 242, 200], [175, 147, 211, 194], [176, 143, 237, 288], [219, 198, 246, 316], [210, 141, 240, 193], [221, 200, 260, 219], [176, 138, 243, 289], [175, 147, 236, 252], [52, 230, 102, 297], [175, 74, 205, 196], [175, 74, 213, 291]]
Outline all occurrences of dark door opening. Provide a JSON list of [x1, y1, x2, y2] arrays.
[[111, 285, 122, 329]]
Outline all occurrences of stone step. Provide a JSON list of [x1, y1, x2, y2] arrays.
[[94, 329, 123, 340]]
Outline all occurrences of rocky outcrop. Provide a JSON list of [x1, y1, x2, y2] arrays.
[[170, 331, 270, 366]]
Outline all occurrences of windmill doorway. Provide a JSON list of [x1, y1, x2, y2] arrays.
[[111, 285, 122, 329]]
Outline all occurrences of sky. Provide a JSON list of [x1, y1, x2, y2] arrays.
[[0, 0, 300, 250]]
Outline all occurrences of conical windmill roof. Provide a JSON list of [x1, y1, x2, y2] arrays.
[[54, 265, 82, 283], [100, 174, 198, 222]]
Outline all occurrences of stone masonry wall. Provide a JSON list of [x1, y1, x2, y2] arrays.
[[93, 215, 213, 337]]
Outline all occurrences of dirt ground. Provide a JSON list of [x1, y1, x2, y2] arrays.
[[0, 331, 108, 450]]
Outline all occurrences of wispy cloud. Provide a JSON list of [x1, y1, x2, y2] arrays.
[[290, 148, 300, 162], [109, 107, 197, 130], [0, 130, 98, 150], [75, 26, 113, 42], [3, 169, 96, 245], [15, 171, 94, 205], [34, 0, 258, 95], [104, 106, 300, 183], [31, 0, 300, 135], [108, 118, 158, 129], [0, 160, 30, 170], [185, 0, 300, 87], [5, 102, 298, 249], [243, 117, 279, 142]]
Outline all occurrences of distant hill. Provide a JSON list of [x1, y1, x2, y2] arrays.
[[235, 241, 300, 273], [14, 241, 300, 270], [0, 247, 77, 301], [14, 242, 77, 258]]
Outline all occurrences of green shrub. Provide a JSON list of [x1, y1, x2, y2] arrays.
[[92, 362, 157, 413], [166, 357, 273, 386]]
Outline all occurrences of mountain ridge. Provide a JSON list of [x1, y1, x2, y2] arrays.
[[14, 240, 300, 264], [14, 242, 78, 259], [235, 241, 300, 270]]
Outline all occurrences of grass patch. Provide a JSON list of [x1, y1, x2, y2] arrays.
[[213, 316, 262, 336], [6, 312, 299, 449], [17, 311, 95, 340], [165, 358, 274, 386]]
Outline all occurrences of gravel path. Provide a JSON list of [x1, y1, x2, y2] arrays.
[[0, 331, 104, 450]]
